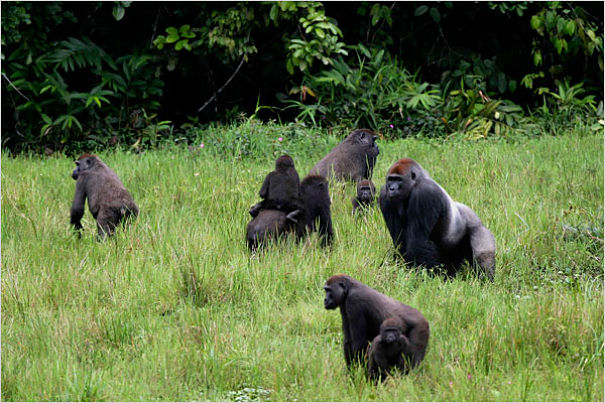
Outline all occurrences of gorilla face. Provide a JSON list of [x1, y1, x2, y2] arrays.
[[385, 172, 415, 201], [72, 156, 95, 180], [357, 182, 375, 202], [381, 326, 401, 344], [323, 280, 347, 310]]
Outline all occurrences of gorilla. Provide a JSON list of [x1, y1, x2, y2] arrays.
[[246, 209, 304, 252], [301, 174, 333, 246], [323, 274, 429, 369], [70, 154, 138, 238], [310, 129, 379, 181], [351, 179, 376, 214], [379, 158, 496, 280], [246, 174, 333, 251], [368, 317, 411, 382], [249, 155, 303, 221]]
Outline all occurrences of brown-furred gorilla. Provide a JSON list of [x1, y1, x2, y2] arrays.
[[379, 158, 496, 280], [70, 154, 138, 238], [249, 155, 303, 221], [246, 174, 333, 251], [368, 317, 411, 382], [323, 274, 429, 370], [301, 174, 333, 246], [246, 209, 304, 251], [352, 179, 376, 214], [310, 129, 379, 181]]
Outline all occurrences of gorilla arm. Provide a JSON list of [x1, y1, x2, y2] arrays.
[[70, 181, 86, 231], [343, 303, 369, 367], [258, 172, 274, 199], [402, 183, 445, 268], [379, 185, 405, 248]]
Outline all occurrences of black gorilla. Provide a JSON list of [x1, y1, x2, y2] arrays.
[[368, 317, 411, 382], [379, 158, 496, 280], [352, 179, 376, 214], [246, 209, 304, 251], [246, 174, 332, 250], [70, 154, 139, 238], [249, 155, 303, 221], [301, 174, 333, 246], [323, 274, 429, 369]]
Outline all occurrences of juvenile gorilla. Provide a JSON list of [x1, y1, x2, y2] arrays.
[[246, 175, 332, 250], [249, 155, 303, 221], [323, 274, 429, 369], [379, 158, 496, 280], [310, 129, 379, 181], [351, 179, 376, 214], [246, 209, 304, 251], [70, 154, 138, 238], [368, 317, 411, 382], [301, 174, 333, 246]]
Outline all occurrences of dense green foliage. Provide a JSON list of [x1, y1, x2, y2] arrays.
[[1, 1, 603, 153], [2, 122, 603, 401]]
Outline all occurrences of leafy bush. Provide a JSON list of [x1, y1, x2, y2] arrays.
[[284, 45, 525, 139]]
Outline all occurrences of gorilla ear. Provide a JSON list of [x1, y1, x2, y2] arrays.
[[360, 132, 366, 139], [411, 171, 416, 180]]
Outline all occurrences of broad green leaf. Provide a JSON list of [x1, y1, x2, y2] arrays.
[[430, 7, 441, 23], [414, 5, 429, 16], [270, 5, 278, 21], [586, 29, 596, 41], [565, 20, 575, 36], [556, 17, 565, 33], [113, 5, 125, 21], [166, 33, 179, 44]]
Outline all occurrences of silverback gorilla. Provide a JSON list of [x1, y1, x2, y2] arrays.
[[70, 154, 138, 238], [310, 129, 379, 181], [323, 274, 429, 370], [379, 158, 496, 280]]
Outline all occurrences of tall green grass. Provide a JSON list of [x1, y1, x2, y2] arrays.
[[2, 124, 603, 401]]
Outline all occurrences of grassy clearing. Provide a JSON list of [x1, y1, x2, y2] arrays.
[[2, 124, 603, 401]]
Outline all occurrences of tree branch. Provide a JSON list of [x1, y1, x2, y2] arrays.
[[197, 58, 246, 113], [2, 73, 30, 102]]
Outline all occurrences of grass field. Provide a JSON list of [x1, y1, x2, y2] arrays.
[[2, 124, 603, 401]]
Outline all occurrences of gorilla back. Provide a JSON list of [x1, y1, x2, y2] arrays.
[[310, 129, 379, 181], [246, 209, 304, 251]]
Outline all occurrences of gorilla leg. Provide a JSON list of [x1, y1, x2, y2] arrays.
[[96, 209, 119, 239]]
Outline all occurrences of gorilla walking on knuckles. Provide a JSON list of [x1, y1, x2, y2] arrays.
[[249, 155, 303, 222], [352, 179, 376, 214], [368, 317, 411, 382], [323, 274, 429, 370], [310, 129, 380, 181], [379, 158, 496, 280], [70, 154, 139, 238]]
